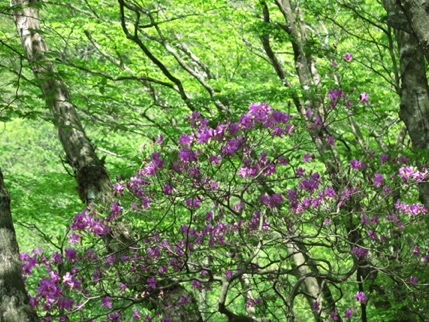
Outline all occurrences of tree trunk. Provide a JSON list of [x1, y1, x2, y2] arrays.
[[257, 1, 342, 319], [383, 0, 429, 206], [11, 1, 203, 321], [397, 0, 429, 63], [11, 0, 112, 205], [396, 29, 429, 206], [0, 169, 39, 322]]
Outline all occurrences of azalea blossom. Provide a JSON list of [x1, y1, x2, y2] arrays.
[[359, 92, 369, 104]]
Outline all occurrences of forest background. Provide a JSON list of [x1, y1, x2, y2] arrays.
[[1, 0, 429, 321]]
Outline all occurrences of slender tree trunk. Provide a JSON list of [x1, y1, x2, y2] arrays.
[[11, 0, 111, 205], [0, 169, 39, 322], [11, 1, 203, 321], [254, 1, 343, 319]]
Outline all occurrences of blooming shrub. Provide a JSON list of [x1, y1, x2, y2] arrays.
[[21, 102, 429, 321]]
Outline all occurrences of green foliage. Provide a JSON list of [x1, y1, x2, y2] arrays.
[[2, 0, 429, 320]]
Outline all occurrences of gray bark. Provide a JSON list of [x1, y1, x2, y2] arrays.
[[397, 0, 429, 63], [396, 30, 429, 206], [383, 0, 429, 206], [11, 0, 112, 205], [0, 169, 39, 322]]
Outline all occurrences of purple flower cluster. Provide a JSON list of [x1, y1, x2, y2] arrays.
[[398, 166, 428, 182], [350, 160, 366, 170], [395, 200, 426, 216], [328, 88, 344, 108], [71, 209, 109, 236]]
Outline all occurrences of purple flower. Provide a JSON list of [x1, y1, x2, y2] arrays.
[[229, 122, 240, 134], [205, 211, 213, 221], [356, 291, 366, 304], [225, 270, 234, 279], [58, 297, 74, 311], [298, 176, 320, 194], [398, 166, 428, 182], [156, 134, 163, 144], [260, 193, 282, 207], [330, 310, 339, 320], [158, 265, 168, 274], [209, 155, 221, 164], [368, 230, 378, 240], [143, 152, 164, 175], [382, 185, 391, 195], [178, 148, 198, 163], [246, 299, 255, 308], [177, 296, 189, 307], [312, 301, 319, 312], [62, 272, 74, 287], [410, 276, 418, 284], [238, 167, 249, 178], [374, 173, 384, 187], [233, 201, 243, 211], [328, 88, 344, 108], [133, 309, 141, 320], [196, 128, 212, 144], [29, 296, 38, 309], [353, 247, 368, 258], [303, 153, 315, 163], [359, 92, 369, 104], [109, 312, 120, 322], [191, 111, 201, 119], [185, 198, 201, 209], [285, 124, 294, 135], [278, 156, 288, 165], [379, 154, 389, 163], [343, 307, 353, 319], [178, 133, 194, 146], [350, 160, 365, 170], [295, 167, 305, 176], [191, 280, 201, 289], [147, 277, 157, 289], [221, 138, 241, 155], [52, 252, 62, 264], [64, 248, 77, 263], [162, 184, 173, 195], [112, 183, 124, 195], [345, 53, 353, 61], [101, 296, 112, 309], [49, 270, 59, 282], [270, 193, 283, 206], [399, 155, 408, 164]]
